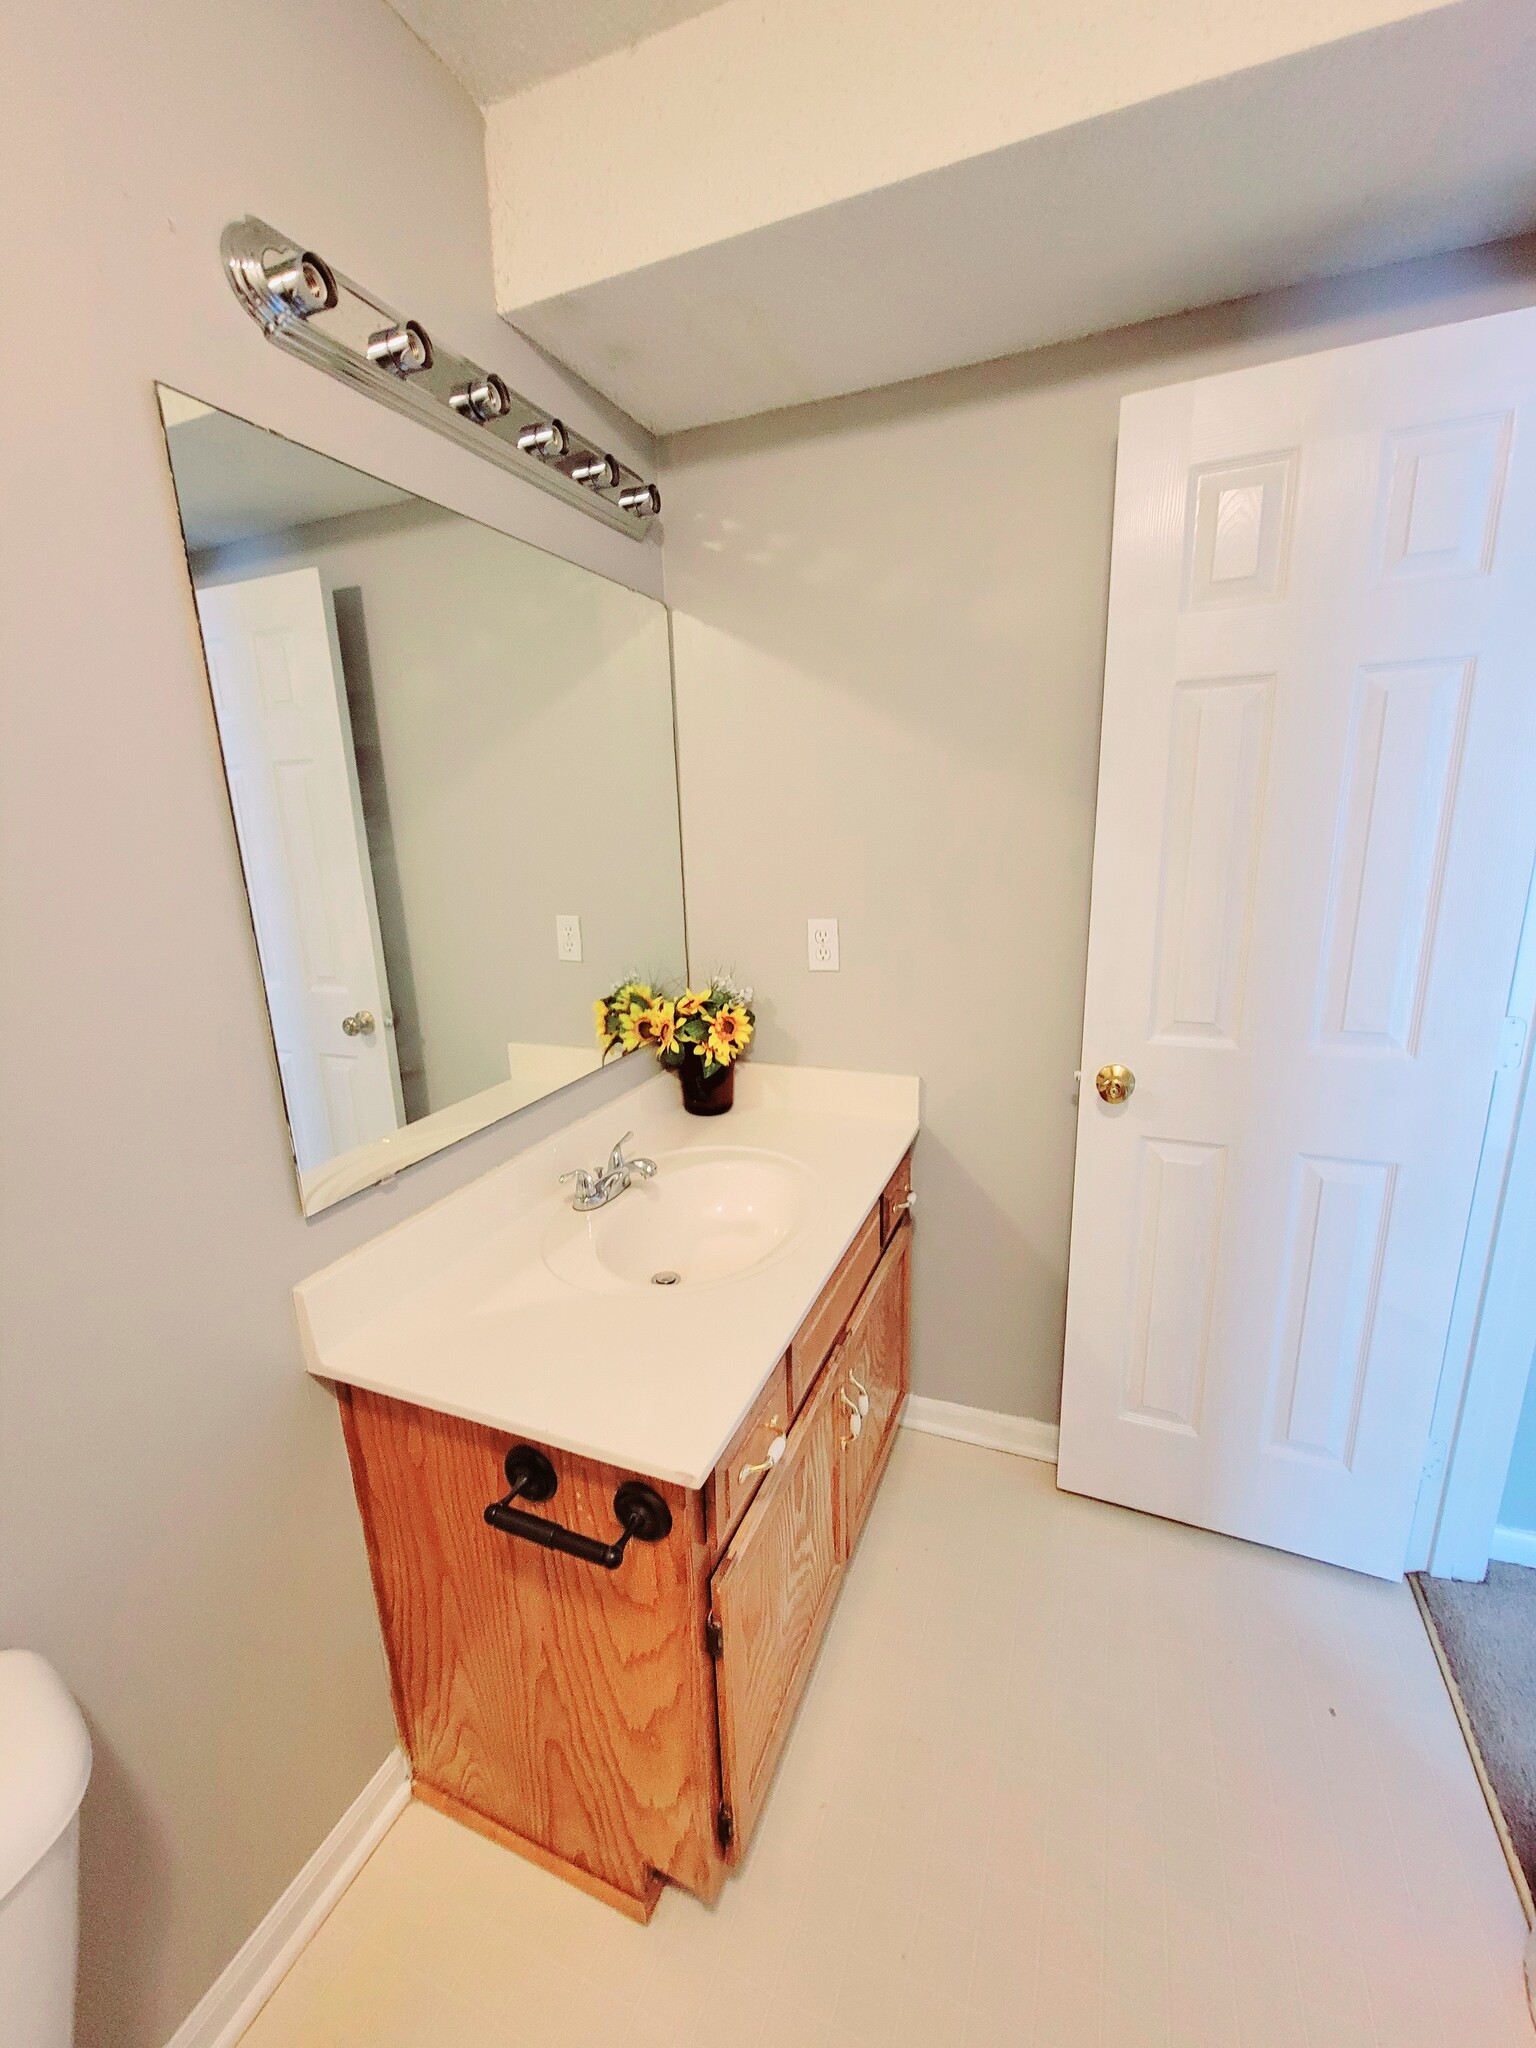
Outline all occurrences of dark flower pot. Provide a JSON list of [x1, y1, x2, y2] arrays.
[[679, 1059, 734, 1116]]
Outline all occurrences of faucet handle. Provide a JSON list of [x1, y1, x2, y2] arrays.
[[607, 1131, 657, 1179], [561, 1165, 599, 1201]]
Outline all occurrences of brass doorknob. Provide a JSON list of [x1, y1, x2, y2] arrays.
[[341, 1010, 376, 1037], [1095, 1063, 1135, 1104]]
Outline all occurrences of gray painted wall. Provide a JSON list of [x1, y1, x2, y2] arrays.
[[0, 4, 660, 2042], [662, 235, 1536, 1428]]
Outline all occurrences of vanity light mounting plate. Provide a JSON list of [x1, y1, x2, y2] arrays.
[[219, 216, 660, 541]]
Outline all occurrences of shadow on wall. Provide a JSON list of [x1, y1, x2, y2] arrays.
[[905, 1124, 1073, 1423], [662, 231, 1536, 769], [75, 1738, 169, 2047], [775, 1000, 1068, 1420], [666, 379, 1117, 782]]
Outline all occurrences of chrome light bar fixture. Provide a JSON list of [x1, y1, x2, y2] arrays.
[[220, 218, 660, 539]]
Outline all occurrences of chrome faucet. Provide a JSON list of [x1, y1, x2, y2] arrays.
[[560, 1132, 658, 1212]]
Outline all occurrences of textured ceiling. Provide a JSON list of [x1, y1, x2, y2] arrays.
[[384, 0, 733, 103]]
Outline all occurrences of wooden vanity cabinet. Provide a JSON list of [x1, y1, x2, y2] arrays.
[[338, 1146, 915, 1919], [788, 1206, 881, 1413], [833, 1219, 913, 1551], [337, 1393, 718, 1919], [705, 1352, 791, 1560], [711, 1353, 844, 1858], [881, 1150, 914, 1242], [710, 1216, 912, 1856]]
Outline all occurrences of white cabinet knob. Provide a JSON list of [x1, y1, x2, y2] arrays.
[[738, 1433, 787, 1483]]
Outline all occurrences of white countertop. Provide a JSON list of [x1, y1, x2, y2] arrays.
[[294, 1063, 919, 1489]]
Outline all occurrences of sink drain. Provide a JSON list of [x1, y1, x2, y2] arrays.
[[651, 1270, 681, 1286]]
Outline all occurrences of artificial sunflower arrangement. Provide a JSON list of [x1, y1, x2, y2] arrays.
[[593, 974, 756, 1115], [665, 980, 755, 1073], [593, 982, 673, 1058]]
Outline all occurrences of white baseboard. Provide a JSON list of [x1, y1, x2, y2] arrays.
[[1490, 1523, 1536, 1570], [164, 1749, 410, 2048], [902, 1395, 1059, 1465]]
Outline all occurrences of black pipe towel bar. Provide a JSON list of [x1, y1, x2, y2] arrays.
[[483, 1445, 672, 1569]]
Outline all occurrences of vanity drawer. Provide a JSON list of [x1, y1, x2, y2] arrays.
[[881, 1149, 914, 1242], [707, 1354, 791, 1553], [789, 1207, 882, 1414]]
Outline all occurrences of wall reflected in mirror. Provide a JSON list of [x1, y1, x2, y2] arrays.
[[158, 388, 687, 1213]]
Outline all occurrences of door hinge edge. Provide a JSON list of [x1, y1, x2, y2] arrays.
[[1497, 1014, 1529, 1073]]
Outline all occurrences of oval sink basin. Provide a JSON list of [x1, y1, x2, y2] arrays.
[[543, 1147, 816, 1293]]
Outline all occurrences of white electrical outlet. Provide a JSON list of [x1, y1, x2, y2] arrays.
[[555, 914, 582, 963], [807, 917, 840, 971]]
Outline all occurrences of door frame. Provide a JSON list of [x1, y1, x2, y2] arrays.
[[1411, 848, 1536, 1578]]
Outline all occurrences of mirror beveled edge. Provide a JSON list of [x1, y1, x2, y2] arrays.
[[154, 382, 689, 1216]]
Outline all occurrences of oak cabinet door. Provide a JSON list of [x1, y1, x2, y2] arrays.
[[837, 1220, 913, 1554], [788, 1207, 881, 1413], [711, 1361, 843, 1859]]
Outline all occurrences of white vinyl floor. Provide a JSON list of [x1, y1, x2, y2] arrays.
[[239, 1432, 1533, 2046]]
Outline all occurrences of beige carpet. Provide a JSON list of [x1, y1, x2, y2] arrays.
[[1416, 1562, 1536, 1915]]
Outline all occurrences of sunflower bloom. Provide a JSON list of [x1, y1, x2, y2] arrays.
[[706, 1004, 753, 1064], [676, 988, 713, 1018], [635, 997, 677, 1054], [593, 997, 616, 1051], [616, 1005, 646, 1053]]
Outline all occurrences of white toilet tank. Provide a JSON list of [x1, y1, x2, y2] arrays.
[[0, 1653, 92, 2048]]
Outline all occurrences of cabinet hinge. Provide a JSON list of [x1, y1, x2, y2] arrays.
[[705, 1613, 723, 1659], [717, 1800, 735, 1850]]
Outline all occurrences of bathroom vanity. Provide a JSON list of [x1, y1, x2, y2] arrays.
[[296, 1065, 918, 1919]]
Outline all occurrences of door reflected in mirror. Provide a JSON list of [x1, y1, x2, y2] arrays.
[[158, 387, 687, 1213]]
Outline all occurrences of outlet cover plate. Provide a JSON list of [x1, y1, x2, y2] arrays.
[[808, 918, 839, 971]]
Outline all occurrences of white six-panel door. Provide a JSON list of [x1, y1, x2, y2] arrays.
[[1058, 307, 1536, 1579], [196, 568, 402, 1173]]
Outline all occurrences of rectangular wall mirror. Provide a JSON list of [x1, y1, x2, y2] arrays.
[[159, 387, 687, 1214]]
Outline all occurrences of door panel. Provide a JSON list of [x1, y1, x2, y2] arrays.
[[1318, 657, 1470, 1052], [195, 567, 401, 1168], [1060, 307, 1536, 1579], [711, 1363, 842, 1860], [838, 1221, 912, 1552], [1150, 675, 1271, 1046], [1123, 1139, 1225, 1433]]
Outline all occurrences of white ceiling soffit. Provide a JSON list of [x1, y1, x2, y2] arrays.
[[484, 0, 1536, 435], [384, 0, 732, 102]]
